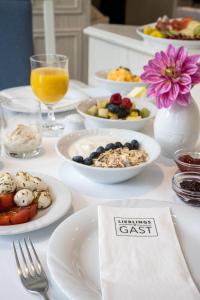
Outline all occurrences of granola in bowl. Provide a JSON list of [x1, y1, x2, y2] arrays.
[[93, 148, 148, 168], [72, 139, 148, 169]]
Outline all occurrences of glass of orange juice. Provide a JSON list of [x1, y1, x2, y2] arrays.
[[30, 54, 69, 136]]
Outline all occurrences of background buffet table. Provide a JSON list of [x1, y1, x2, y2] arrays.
[[84, 23, 200, 107]]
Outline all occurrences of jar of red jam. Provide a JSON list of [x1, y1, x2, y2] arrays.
[[172, 172, 200, 206], [174, 149, 200, 173]]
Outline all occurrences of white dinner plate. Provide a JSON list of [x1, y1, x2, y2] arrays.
[[47, 199, 200, 300], [0, 172, 72, 235], [0, 84, 89, 113]]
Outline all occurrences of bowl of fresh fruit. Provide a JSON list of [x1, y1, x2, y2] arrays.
[[137, 16, 200, 49], [77, 93, 157, 131], [95, 67, 146, 93], [56, 128, 161, 184]]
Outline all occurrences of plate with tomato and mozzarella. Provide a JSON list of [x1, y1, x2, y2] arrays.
[[0, 171, 71, 235]]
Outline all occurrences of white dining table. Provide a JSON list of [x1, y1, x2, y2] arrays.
[[0, 81, 186, 300]]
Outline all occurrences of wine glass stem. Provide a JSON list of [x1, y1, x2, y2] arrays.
[[46, 105, 55, 125]]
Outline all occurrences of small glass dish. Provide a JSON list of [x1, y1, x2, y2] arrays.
[[1, 97, 42, 158], [174, 149, 200, 173], [172, 172, 200, 206]]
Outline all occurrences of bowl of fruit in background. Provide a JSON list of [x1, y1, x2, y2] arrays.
[[77, 93, 157, 131], [95, 67, 146, 94], [56, 128, 161, 184], [137, 16, 200, 49], [174, 149, 200, 173], [172, 172, 200, 206]]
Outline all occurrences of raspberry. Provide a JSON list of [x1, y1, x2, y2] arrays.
[[110, 93, 122, 105], [121, 98, 132, 109]]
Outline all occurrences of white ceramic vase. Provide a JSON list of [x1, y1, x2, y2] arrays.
[[154, 96, 200, 158]]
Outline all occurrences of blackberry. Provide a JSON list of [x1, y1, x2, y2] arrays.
[[115, 142, 123, 148], [117, 107, 129, 118], [131, 139, 139, 150], [96, 146, 105, 154], [83, 158, 93, 166], [105, 143, 116, 151], [89, 152, 99, 160], [72, 156, 84, 163]]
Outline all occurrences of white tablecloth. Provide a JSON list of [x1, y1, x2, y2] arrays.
[[0, 81, 181, 300]]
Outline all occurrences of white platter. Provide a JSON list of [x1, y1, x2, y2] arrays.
[[137, 23, 200, 49], [47, 199, 200, 300], [0, 172, 71, 235], [95, 69, 146, 94], [0, 84, 88, 113]]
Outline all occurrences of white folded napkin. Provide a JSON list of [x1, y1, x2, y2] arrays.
[[98, 206, 200, 300]]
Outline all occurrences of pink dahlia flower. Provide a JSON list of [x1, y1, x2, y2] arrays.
[[141, 44, 200, 108]]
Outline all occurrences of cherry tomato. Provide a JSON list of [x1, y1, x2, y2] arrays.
[[171, 19, 180, 30], [0, 193, 15, 212], [0, 202, 38, 225], [171, 17, 192, 31], [180, 17, 192, 29]]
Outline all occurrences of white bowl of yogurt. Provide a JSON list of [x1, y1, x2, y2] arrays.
[[56, 129, 161, 184]]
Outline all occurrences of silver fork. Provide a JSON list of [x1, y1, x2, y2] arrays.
[[13, 237, 50, 300]]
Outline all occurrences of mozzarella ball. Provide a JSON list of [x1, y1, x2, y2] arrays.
[[15, 172, 36, 191], [14, 189, 34, 207], [31, 177, 48, 191], [0, 172, 16, 194], [34, 190, 52, 209], [15, 172, 48, 192]]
